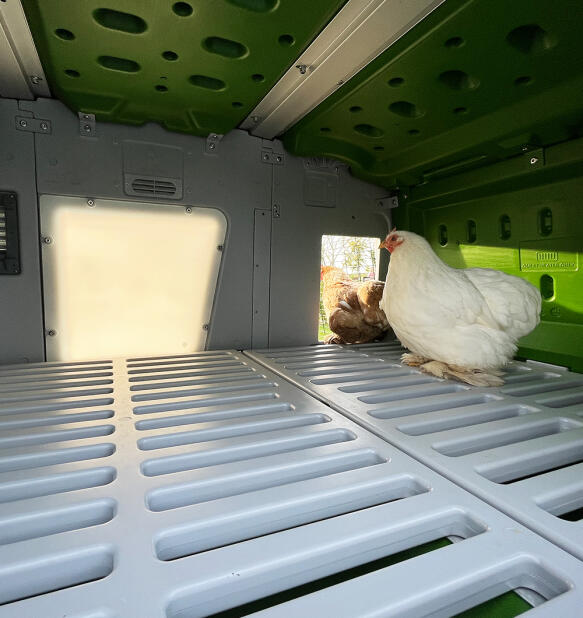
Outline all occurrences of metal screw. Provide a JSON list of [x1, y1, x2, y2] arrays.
[[185, 207, 192, 213], [83, 124, 92, 133], [296, 64, 307, 75], [19, 119, 27, 128], [252, 116, 260, 123], [30, 75, 42, 84], [530, 157, 538, 165], [87, 198, 95, 207], [403, 194, 409, 199], [42, 236, 52, 244], [211, 134, 217, 139], [40, 122, 48, 131], [47, 329, 56, 337], [276, 155, 282, 163], [217, 244, 224, 251], [83, 114, 91, 120], [262, 153, 269, 161], [202, 324, 209, 331], [208, 143, 215, 150]]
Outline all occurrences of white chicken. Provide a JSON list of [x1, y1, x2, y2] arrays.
[[379, 229, 541, 386]]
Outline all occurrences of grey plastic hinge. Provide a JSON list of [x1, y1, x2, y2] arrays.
[[206, 133, 223, 155], [79, 112, 96, 136], [261, 150, 285, 165], [15, 116, 51, 134]]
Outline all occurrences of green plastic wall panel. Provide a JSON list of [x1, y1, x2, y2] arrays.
[[282, 0, 583, 189], [394, 136, 583, 373], [22, 0, 346, 136]]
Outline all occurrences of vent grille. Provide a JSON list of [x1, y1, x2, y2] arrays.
[[123, 174, 183, 200], [0, 208, 6, 252], [0, 192, 20, 274], [131, 178, 176, 196]]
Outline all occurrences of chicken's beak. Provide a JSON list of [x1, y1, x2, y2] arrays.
[[379, 237, 389, 251]]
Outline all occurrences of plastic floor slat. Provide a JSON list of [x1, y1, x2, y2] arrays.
[[247, 342, 583, 563], [1, 350, 583, 617]]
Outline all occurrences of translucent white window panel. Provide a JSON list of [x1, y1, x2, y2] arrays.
[[40, 195, 226, 361]]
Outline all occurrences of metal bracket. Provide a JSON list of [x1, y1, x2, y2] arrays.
[[205, 133, 223, 155], [78, 112, 96, 136], [261, 150, 285, 165], [526, 147, 545, 169], [15, 116, 51, 134], [377, 195, 399, 209]]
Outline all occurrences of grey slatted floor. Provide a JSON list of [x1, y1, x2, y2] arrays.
[[1, 351, 583, 617], [247, 341, 583, 564]]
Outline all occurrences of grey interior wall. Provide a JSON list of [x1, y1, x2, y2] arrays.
[[0, 98, 390, 360], [270, 158, 390, 347], [0, 99, 44, 364]]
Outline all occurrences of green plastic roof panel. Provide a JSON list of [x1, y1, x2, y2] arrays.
[[282, 0, 583, 188], [22, 0, 346, 136]]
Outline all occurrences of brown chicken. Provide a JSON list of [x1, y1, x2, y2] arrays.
[[321, 266, 391, 344]]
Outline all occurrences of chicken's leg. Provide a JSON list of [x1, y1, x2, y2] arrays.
[[419, 360, 504, 387]]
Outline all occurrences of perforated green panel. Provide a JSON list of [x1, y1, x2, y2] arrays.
[[282, 0, 583, 188], [22, 0, 346, 136], [394, 137, 583, 373]]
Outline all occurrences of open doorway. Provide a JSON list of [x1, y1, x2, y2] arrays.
[[319, 235, 382, 341]]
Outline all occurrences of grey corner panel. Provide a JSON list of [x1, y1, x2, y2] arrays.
[[0, 99, 44, 364], [247, 342, 583, 562], [1, 351, 583, 617]]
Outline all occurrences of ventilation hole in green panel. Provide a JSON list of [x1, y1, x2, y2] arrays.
[[349, 105, 362, 113], [55, 28, 75, 40], [408, 129, 420, 136], [98, 56, 140, 73], [203, 36, 248, 59], [439, 70, 480, 90], [251, 73, 265, 82], [499, 214, 511, 240], [445, 36, 464, 48], [162, 51, 178, 61], [226, 0, 278, 12], [538, 207, 553, 236], [155, 85, 168, 92], [374, 146, 384, 151], [453, 106, 468, 114], [172, 2, 193, 17], [189, 74, 226, 91], [506, 24, 557, 55], [93, 9, 147, 34], [466, 219, 477, 243], [439, 224, 448, 246], [64, 69, 80, 78], [232, 101, 243, 108], [540, 274, 555, 301], [320, 127, 331, 133], [354, 124, 384, 138], [514, 75, 533, 86], [278, 34, 295, 46], [388, 77, 404, 87], [389, 101, 424, 118]]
